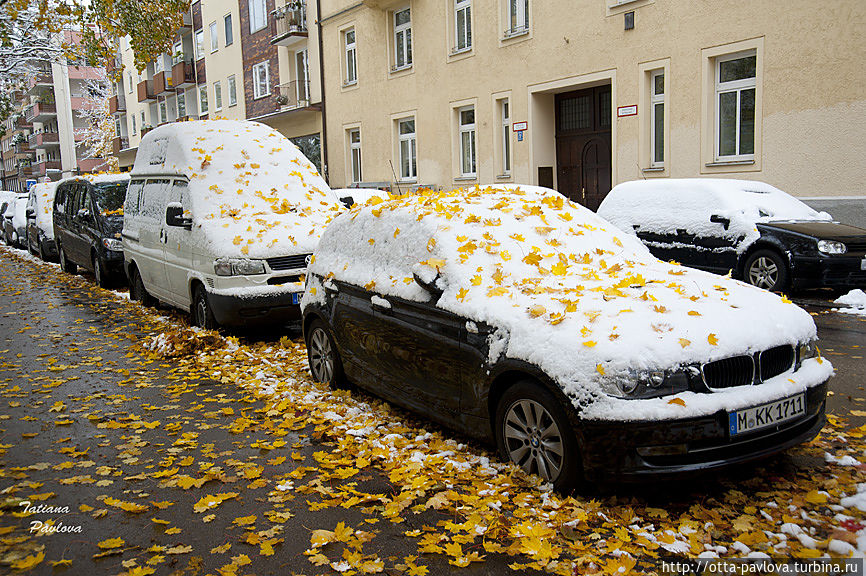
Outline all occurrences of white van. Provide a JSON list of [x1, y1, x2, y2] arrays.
[[123, 120, 343, 329]]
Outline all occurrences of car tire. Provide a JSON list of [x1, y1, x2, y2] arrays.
[[130, 268, 157, 308], [93, 256, 110, 289], [58, 245, 77, 274], [305, 319, 348, 389], [192, 286, 218, 330], [744, 249, 789, 292], [494, 380, 583, 493]]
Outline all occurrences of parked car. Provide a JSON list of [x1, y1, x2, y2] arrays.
[[53, 174, 130, 287], [26, 181, 59, 261], [597, 179, 866, 292], [122, 119, 343, 329], [301, 185, 831, 490], [2, 196, 28, 248], [0, 191, 28, 246]]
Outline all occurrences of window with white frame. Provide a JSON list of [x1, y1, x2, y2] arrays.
[[127, 71, 133, 93], [715, 51, 756, 160], [398, 117, 416, 180], [132, 114, 137, 135], [455, 0, 471, 52], [296, 50, 309, 102], [227, 75, 237, 106], [154, 56, 164, 74], [173, 40, 183, 64], [500, 98, 511, 174], [224, 14, 234, 46], [195, 29, 204, 59], [209, 21, 219, 52], [393, 8, 412, 70], [349, 129, 362, 184], [199, 84, 208, 115], [159, 101, 167, 124], [253, 61, 270, 99], [506, 0, 529, 36], [458, 106, 476, 177], [140, 111, 146, 128], [650, 70, 664, 167], [213, 81, 222, 111], [177, 90, 187, 117], [344, 28, 357, 85], [249, 0, 267, 33], [115, 118, 122, 137]]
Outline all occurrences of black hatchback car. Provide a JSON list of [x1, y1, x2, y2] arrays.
[[598, 179, 866, 293], [53, 175, 130, 287]]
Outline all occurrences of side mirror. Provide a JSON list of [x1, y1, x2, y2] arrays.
[[76, 208, 91, 219], [413, 272, 443, 299], [165, 202, 192, 229], [710, 214, 731, 230], [25, 208, 35, 218]]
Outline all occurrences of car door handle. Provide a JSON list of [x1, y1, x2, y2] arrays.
[[159, 229, 167, 243]]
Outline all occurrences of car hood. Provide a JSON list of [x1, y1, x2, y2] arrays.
[[105, 215, 124, 236], [759, 221, 866, 242]]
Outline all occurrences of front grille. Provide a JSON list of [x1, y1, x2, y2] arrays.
[[267, 274, 303, 285], [759, 345, 795, 382], [267, 253, 312, 271], [844, 242, 866, 253], [702, 355, 754, 389]]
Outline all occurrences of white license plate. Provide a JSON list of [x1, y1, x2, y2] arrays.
[[861, 258, 866, 271], [291, 292, 302, 305], [729, 393, 806, 436]]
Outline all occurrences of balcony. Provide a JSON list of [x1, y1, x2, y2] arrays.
[[275, 81, 311, 110], [171, 60, 195, 88], [177, 11, 193, 30], [29, 131, 60, 148], [17, 163, 32, 178], [271, 1, 307, 47], [112, 136, 129, 155], [13, 115, 32, 130], [27, 71, 52, 93], [32, 160, 61, 177], [137, 79, 155, 103], [109, 94, 126, 115], [140, 125, 154, 138], [13, 141, 34, 156], [153, 71, 169, 96], [106, 54, 122, 74], [25, 102, 57, 123], [77, 158, 104, 173]]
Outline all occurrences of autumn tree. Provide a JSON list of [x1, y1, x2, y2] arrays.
[[74, 71, 118, 172]]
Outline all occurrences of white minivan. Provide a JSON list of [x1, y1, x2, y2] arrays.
[[122, 120, 343, 329]]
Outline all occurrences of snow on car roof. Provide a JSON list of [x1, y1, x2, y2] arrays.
[[132, 120, 344, 258], [307, 185, 826, 418], [30, 181, 58, 240], [598, 179, 832, 247]]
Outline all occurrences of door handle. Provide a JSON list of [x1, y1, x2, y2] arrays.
[[159, 229, 167, 243]]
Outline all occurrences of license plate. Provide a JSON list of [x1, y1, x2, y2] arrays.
[[728, 393, 806, 436], [291, 292, 301, 305]]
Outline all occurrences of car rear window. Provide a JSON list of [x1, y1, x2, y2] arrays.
[[94, 182, 127, 213]]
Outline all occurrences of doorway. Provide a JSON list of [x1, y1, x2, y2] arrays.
[[555, 85, 612, 210]]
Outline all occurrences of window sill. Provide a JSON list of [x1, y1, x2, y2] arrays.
[[706, 159, 755, 167], [454, 176, 477, 182], [342, 80, 358, 88], [450, 46, 472, 56], [495, 173, 512, 180], [253, 92, 271, 100], [390, 64, 413, 74], [642, 166, 664, 172], [502, 27, 529, 40]]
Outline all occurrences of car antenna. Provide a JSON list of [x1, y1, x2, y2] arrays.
[[389, 160, 403, 196]]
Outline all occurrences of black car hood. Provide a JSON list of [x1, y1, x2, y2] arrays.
[[759, 220, 866, 242]]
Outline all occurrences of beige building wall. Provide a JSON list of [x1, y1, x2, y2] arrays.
[[320, 0, 866, 204]]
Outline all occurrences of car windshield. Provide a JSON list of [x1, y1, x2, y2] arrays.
[[94, 182, 127, 214]]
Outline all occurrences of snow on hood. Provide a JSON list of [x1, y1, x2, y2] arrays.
[[307, 185, 823, 413], [598, 179, 833, 251], [30, 181, 58, 239], [10, 197, 27, 229], [131, 120, 344, 258]]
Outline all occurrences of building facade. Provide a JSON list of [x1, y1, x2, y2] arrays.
[[112, 0, 323, 173], [318, 0, 866, 218]]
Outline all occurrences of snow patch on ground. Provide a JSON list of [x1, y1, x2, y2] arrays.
[[833, 289, 866, 317]]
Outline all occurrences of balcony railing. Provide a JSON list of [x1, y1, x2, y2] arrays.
[[106, 54, 122, 73], [140, 125, 154, 137], [25, 102, 57, 123], [32, 160, 61, 176], [18, 163, 33, 177], [271, 1, 308, 47], [109, 94, 126, 115], [275, 80, 310, 110], [153, 71, 169, 95], [171, 60, 195, 88], [112, 136, 129, 156], [14, 141, 34, 155], [28, 131, 60, 148], [137, 79, 155, 103]]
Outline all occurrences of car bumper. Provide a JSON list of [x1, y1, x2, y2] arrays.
[[578, 381, 828, 481], [791, 254, 866, 289], [207, 290, 302, 328], [104, 250, 126, 278]]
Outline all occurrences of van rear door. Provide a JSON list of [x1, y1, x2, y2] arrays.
[[136, 178, 172, 299]]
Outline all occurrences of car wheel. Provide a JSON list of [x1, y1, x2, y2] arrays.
[[495, 380, 583, 492], [93, 256, 110, 289], [305, 319, 348, 389], [58, 245, 77, 274], [192, 286, 218, 330], [130, 268, 157, 307], [744, 249, 789, 292]]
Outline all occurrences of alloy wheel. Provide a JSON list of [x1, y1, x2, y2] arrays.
[[503, 399, 565, 482], [308, 327, 334, 383], [195, 297, 208, 327], [748, 256, 778, 289]]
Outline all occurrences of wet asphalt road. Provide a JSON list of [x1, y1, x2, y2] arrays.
[[0, 247, 864, 574]]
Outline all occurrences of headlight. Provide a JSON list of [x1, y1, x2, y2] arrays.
[[817, 239, 846, 255], [601, 368, 691, 399], [213, 258, 266, 276], [798, 340, 819, 362], [102, 238, 123, 251]]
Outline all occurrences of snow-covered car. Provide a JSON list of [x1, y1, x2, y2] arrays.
[[54, 174, 130, 287], [2, 196, 28, 248], [597, 179, 866, 292], [301, 185, 832, 490], [26, 181, 59, 261], [123, 119, 344, 329]]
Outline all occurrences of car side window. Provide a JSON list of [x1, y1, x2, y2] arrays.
[[166, 180, 189, 222], [65, 184, 80, 217], [54, 186, 65, 214], [141, 179, 170, 219], [125, 180, 144, 216]]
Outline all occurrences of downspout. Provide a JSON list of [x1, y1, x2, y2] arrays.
[[316, 0, 328, 184]]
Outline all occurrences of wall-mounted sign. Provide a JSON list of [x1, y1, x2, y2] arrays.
[[517, 131, 523, 142], [512, 121, 528, 132], [617, 105, 638, 117]]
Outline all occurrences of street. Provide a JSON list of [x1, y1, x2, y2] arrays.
[[1, 245, 866, 574]]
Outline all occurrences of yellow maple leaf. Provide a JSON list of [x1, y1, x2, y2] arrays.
[[456, 288, 469, 301], [470, 275, 482, 286], [679, 338, 691, 348], [310, 529, 334, 547], [551, 261, 568, 276], [12, 551, 44, 570], [528, 305, 546, 318], [596, 364, 605, 375], [804, 490, 828, 505], [708, 333, 719, 346], [233, 515, 256, 526], [668, 397, 686, 407], [98, 537, 125, 549]]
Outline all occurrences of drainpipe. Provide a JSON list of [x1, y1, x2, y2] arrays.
[[316, 0, 328, 184]]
